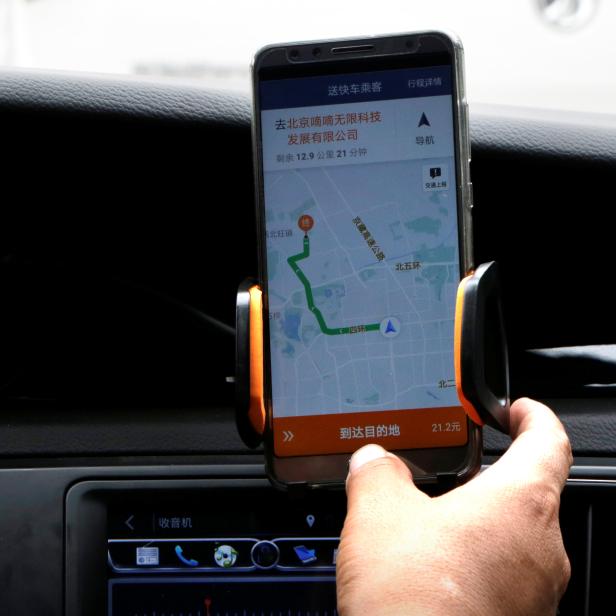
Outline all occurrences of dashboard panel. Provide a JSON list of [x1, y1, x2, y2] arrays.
[[0, 68, 615, 615]]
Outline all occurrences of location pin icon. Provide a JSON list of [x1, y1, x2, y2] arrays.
[[306, 514, 315, 528]]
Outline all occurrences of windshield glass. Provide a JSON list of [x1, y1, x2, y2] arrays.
[[1, 0, 613, 114]]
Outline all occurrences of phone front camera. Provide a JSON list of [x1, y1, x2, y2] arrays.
[[313, 47, 322, 57]]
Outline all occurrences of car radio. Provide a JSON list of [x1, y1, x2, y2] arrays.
[[66, 479, 345, 616]]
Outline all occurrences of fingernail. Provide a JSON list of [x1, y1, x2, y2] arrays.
[[349, 444, 388, 475]]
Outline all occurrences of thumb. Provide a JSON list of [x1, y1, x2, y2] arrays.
[[345, 444, 428, 514]]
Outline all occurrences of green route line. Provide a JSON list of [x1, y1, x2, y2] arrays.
[[287, 234, 381, 336]]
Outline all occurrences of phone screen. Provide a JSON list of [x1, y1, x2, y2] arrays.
[[259, 62, 468, 457]]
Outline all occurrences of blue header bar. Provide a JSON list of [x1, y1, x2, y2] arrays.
[[260, 65, 451, 110]]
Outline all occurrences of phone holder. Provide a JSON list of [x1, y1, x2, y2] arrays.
[[235, 278, 266, 448], [235, 261, 510, 448], [454, 262, 510, 433]]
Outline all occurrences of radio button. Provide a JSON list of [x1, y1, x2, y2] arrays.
[[251, 540, 280, 569]]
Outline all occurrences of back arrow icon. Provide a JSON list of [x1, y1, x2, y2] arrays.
[[125, 515, 135, 531], [283, 431, 294, 442]]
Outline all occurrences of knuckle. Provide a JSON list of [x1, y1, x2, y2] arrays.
[[561, 552, 572, 589], [518, 477, 562, 520], [539, 485, 562, 518], [554, 543, 572, 598], [561, 432, 573, 467], [553, 426, 572, 459]]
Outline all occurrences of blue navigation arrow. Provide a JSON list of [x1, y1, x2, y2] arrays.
[[385, 320, 397, 334]]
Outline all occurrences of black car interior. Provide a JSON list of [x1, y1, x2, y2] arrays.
[[1, 68, 616, 615]]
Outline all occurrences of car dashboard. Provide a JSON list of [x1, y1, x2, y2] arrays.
[[1, 68, 616, 615]]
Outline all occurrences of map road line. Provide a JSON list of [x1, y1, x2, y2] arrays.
[[287, 234, 381, 336]]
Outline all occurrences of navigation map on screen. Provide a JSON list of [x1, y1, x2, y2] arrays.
[[260, 66, 468, 456]]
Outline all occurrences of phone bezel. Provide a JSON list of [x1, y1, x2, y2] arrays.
[[251, 31, 480, 488]]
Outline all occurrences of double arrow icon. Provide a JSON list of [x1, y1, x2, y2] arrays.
[[283, 430, 294, 442]]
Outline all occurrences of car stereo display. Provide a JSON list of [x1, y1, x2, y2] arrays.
[[106, 488, 344, 616]]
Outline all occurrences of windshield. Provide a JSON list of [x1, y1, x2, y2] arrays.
[[1, 0, 613, 114]]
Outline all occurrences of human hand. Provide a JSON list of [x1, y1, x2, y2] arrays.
[[336, 398, 572, 616]]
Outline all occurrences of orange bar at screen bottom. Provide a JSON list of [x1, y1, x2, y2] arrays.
[[273, 406, 468, 457]]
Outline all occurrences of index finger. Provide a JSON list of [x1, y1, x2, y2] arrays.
[[466, 397, 572, 495]]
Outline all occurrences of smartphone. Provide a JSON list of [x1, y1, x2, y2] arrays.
[[252, 31, 480, 488]]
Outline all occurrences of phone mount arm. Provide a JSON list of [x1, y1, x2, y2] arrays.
[[235, 261, 510, 449], [454, 261, 510, 433], [235, 278, 266, 448]]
